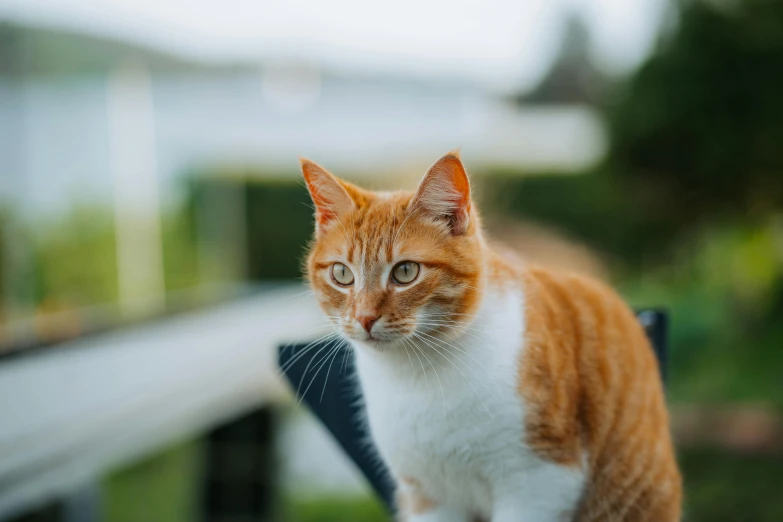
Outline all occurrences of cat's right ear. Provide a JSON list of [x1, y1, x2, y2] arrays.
[[300, 158, 355, 236]]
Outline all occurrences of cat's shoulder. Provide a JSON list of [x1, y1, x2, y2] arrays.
[[487, 254, 635, 320]]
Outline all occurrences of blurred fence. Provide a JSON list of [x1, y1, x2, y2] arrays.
[[0, 285, 320, 521]]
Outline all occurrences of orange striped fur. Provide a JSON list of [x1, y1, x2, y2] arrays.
[[519, 267, 682, 521], [302, 152, 682, 521]]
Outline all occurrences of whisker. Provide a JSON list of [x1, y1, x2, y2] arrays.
[[280, 331, 341, 374], [339, 346, 351, 375], [413, 319, 487, 331], [319, 341, 346, 402], [279, 329, 339, 368], [412, 332, 494, 418], [418, 312, 480, 317], [408, 319, 492, 337], [418, 330, 503, 401], [293, 336, 341, 398], [413, 339, 446, 412], [403, 337, 430, 394], [280, 287, 316, 300], [298, 338, 345, 406], [414, 329, 504, 400], [401, 342, 416, 374]]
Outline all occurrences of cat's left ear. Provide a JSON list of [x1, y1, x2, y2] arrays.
[[300, 158, 356, 236], [410, 151, 471, 235]]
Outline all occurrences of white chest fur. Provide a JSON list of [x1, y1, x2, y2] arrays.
[[353, 287, 570, 519]]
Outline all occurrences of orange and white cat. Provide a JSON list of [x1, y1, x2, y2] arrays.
[[302, 152, 682, 522]]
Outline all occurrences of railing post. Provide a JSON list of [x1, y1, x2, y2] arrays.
[[201, 407, 279, 522]]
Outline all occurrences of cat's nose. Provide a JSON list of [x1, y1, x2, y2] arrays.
[[357, 314, 380, 333]]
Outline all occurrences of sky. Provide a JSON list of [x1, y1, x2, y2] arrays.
[[0, 0, 670, 93]]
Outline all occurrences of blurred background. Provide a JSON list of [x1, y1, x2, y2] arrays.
[[1, 0, 782, 521]]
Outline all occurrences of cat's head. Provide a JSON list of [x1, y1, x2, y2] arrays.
[[303, 152, 485, 350]]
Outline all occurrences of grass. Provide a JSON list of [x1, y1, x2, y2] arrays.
[[100, 441, 783, 522], [282, 495, 387, 522], [681, 447, 783, 522], [102, 441, 202, 522]]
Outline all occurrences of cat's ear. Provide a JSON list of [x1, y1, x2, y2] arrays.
[[410, 151, 472, 235], [300, 158, 355, 235]]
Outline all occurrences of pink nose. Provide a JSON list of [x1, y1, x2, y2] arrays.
[[357, 314, 380, 333]]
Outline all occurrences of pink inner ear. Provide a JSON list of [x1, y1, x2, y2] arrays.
[[308, 186, 339, 225], [301, 159, 354, 229], [306, 178, 340, 225], [440, 155, 471, 209], [413, 153, 472, 234]]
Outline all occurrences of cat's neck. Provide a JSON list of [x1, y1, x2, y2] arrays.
[[484, 241, 526, 286]]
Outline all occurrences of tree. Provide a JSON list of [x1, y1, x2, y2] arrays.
[[608, 0, 783, 223]]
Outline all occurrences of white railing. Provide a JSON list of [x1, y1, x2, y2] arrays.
[[0, 285, 322, 520]]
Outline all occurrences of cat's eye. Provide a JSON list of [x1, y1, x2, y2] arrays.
[[331, 263, 354, 286], [392, 261, 420, 285]]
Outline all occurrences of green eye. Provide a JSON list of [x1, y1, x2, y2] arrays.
[[331, 263, 354, 286], [392, 261, 420, 285]]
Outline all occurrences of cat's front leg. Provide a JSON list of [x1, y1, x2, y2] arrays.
[[491, 463, 584, 522], [492, 504, 574, 522], [396, 478, 472, 522], [400, 507, 473, 522]]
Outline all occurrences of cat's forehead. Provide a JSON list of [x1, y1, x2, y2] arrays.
[[315, 190, 436, 262], [345, 197, 409, 263], [354, 193, 410, 230]]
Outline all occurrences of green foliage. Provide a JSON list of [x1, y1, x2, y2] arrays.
[[498, 0, 783, 261], [101, 437, 388, 522], [620, 220, 783, 404], [161, 207, 201, 293], [608, 0, 783, 222], [283, 495, 388, 522], [244, 181, 314, 281], [29, 203, 204, 310], [32, 206, 119, 308], [478, 171, 661, 264], [184, 175, 314, 282], [681, 447, 783, 522], [103, 441, 202, 522]]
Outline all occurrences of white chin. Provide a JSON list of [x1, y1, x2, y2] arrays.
[[351, 334, 397, 349]]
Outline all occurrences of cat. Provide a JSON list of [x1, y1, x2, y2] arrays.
[[301, 151, 682, 522]]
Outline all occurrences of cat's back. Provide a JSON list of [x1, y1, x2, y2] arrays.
[[519, 265, 660, 399], [517, 265, 682, 521]]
